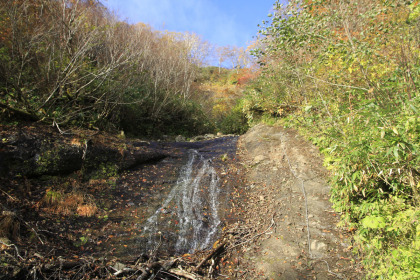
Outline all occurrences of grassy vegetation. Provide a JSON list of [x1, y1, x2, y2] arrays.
[[236, 0, 420, 278]]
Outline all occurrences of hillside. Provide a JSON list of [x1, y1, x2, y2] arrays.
[[1, 0, 419, 279]]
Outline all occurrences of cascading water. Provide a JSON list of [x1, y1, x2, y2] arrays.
[[142, 149, 221, 254]]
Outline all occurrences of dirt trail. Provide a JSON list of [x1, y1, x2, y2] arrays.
[[232, 124, 363, 279]]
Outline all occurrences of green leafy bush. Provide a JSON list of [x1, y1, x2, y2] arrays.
[[217, 103, 249, 135], [245, 0, 420, 278], [120, 97, 215, 138]]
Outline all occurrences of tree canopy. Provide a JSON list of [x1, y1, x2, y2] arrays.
[[0, 0, 217, 136]]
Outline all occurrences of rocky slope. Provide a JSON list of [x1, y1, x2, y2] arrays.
[[0, 123, 364, 279]]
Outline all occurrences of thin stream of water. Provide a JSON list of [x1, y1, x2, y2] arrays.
[[143, 149, 221, 253]]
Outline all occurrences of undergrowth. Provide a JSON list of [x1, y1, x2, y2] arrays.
[[283, 96, 420, 278], [241, 0, 420, 278]]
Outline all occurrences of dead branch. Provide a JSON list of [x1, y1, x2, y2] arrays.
[[0, 188, 17, 201], [53, 120, 72, 135], [227, 213, 276, 250], [0, 240, 24, 260], [168, 268, 199, 280], [112, 267, 136, 277], [20, 219, 45, 245], [196, 242, 226, 271]]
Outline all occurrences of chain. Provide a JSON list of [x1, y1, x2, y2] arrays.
[[280, 134, 344, 279]]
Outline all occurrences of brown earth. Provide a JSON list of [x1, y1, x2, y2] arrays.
[[222, 124, 364, 280]]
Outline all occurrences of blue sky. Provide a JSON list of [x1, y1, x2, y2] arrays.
[[102, 0, 282, 48]]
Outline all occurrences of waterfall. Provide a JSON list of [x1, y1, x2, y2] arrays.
[[142, 149, 221, 254]]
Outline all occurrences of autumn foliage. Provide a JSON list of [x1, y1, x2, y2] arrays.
[[0, 0, 213, 136]]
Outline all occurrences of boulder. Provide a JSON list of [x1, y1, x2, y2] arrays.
[[175, 135, 186, 142], [0, 125, 168, 180]]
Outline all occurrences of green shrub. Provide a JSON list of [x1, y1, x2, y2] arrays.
[[217, 104, 249, 135], [244, 0, 420, 278], [120, 97, 215, 138]]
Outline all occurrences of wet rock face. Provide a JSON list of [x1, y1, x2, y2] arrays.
[[0, 128, 82, 177], [140, 149, 225, 255], [0, 124, 168, 179], [0, 124, 241, 266]]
